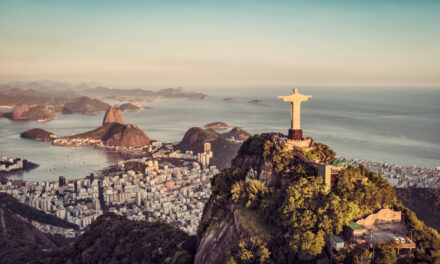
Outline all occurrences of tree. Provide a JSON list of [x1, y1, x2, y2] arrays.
[[374, 243, 398, 264], [231, 180, 269, 209]]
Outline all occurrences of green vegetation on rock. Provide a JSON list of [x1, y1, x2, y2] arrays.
[[197, 134, 440, 263]]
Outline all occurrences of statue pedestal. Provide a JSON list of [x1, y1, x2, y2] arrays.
[[288, 129, 303, 140]]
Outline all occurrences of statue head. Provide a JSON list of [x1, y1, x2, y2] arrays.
[[293, 88, 298, 94]]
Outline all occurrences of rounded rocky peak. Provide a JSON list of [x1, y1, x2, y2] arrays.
[[102, 106, 125, 126]]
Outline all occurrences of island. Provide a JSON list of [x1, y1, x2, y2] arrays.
[[223, 97, 237, 102], [20, 128, 58, 141], [248, 99, 264, 104], [204, 121, 232, 130], [117, 103, 140, 112], [62, 96, 110, 115]]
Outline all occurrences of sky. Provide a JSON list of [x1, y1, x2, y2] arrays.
[[0, 0, 439, 88]]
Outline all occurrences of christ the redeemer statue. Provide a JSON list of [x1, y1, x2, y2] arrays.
[[278, 88, 312, 140]]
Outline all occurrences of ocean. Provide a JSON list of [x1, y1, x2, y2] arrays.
[[1, 87, 439, 181]]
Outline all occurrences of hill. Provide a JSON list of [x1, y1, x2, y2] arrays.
[[221, 127, 251, 141], [21, 128, 58, 141], [65, 107, 151, 148], [65, 123, 151, 148], [62, 96, 109, 115], [0, 193, 77, 264], [102, 124, 151, 147], [39, 213, 196, 264], [195, 133, 440, 263], [396, 187, 440, 232], [175, 127, 243, 169]]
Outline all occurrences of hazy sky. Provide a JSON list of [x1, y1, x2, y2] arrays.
[[0, 0, 439, 88]]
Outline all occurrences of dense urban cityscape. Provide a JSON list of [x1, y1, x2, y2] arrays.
[[347, 159, 440, 188], [0, 141, 217, 237]]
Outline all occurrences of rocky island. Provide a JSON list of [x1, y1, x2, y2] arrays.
[[223, 97, 237, 102], [117, 103, 140, 112], [204, 121, 232, 130], [20, 128, 57, 141], [248, 99, 264, 104]]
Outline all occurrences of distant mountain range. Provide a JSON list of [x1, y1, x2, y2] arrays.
[[0, 81, 212, 122], [81, 86, 212, 100], [0, 80, 212, 102]]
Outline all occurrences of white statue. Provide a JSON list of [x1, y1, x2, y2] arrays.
[[278, 88, 312, 130]]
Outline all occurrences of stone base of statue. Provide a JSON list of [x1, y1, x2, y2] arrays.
[[288, 129, 303, 140], [286, 136, 315, 152]]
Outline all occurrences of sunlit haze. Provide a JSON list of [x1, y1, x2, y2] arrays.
[[1, 0, 439, 88]]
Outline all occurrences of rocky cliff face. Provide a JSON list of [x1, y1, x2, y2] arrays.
[[195, 134, 281, 264], [103, 106, 125, 125]]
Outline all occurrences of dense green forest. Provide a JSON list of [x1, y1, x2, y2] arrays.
[[396, 187, 440, 232], [39, 213, 196, 264]]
